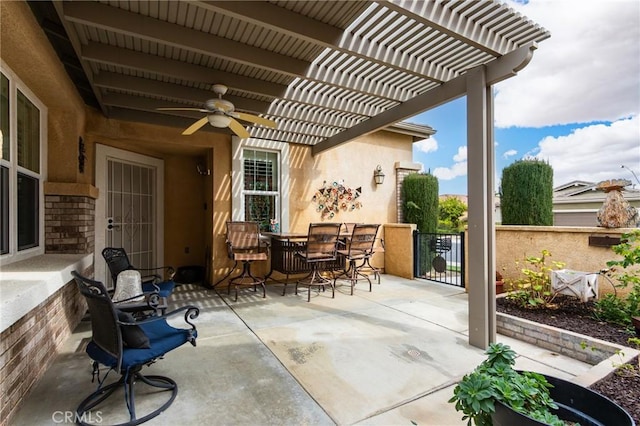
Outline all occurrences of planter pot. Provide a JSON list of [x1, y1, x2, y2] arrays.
[[496, 280, 504, 294], [492, 374, 635, 426], [633, 316, 640, 337]]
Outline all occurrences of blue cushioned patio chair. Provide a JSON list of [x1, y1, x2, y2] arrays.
[[72, 271, 199, 426], [102, 247, 176, 314]]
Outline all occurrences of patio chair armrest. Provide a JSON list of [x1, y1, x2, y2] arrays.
[[130, 305, 200, 344], [113, 291, 160, 309]]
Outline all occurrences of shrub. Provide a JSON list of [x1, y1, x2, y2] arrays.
[[500, 159, 553, 226], [401, 173, 438, 233], [439, 197, 467, 232], [449, 343, 561, 426], [594, 230, 640, 328], [504, 249, 566, 308]]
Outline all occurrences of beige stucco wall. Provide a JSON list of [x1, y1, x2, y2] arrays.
[[496, 225, 636, 297], [1, 1, 86, 184], [289, 130, 412, 232], [383, 223, 416, 279]]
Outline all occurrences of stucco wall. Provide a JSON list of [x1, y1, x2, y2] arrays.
[[496, 226, 636, 297], [1, 1, 86, 184], [288, 131, 412, 233]]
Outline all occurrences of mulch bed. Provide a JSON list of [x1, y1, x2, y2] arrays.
[[496, 295, 639, 424]]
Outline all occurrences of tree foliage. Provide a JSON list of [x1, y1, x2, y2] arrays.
[[439, 197, 467, 231], [401, 173, 439, 233], [500, 159, 553, 226]]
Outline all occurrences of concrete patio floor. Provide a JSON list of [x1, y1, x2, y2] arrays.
[[11, 275, 594, 425]]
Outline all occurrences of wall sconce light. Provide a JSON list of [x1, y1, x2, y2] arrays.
[[78, 137, 86, 173], [373, 164, 385, 185]]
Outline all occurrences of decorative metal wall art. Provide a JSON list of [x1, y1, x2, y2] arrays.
[[312, 180, 362, 219]]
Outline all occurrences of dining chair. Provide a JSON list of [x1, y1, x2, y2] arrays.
[[293, 222, 342, 302], [225, 221, 269, 301], [334, 224, 381, 294]]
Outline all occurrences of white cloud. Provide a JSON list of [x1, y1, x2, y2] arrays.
[[433, 146, 468, 180], [532, 115, 640, 186], [414, 137, 438, 154], [453, 146, 467, 162], [503, 149, 518, 159], [495, 0, 640, 128]]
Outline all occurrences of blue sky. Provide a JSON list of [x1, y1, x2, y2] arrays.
[[408, 0, 640, 196]]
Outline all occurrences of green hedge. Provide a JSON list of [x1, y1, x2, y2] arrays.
[[500, 159, 553, 226], [401, 173, 439, 233]]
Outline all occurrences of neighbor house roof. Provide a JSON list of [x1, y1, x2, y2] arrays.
[[29, 0, 549, 152]]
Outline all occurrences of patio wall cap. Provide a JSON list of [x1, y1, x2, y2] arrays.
[[44, 182, 99, 199], [394, 161, 422, 171], [0, 254, 93, 333], [495, 225, 637, 234], [384, 223, 417, 230]]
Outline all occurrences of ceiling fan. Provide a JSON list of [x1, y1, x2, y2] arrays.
[[157, 84, 276, 138]]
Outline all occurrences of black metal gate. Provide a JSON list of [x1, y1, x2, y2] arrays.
[[414, 231, 465, 287]]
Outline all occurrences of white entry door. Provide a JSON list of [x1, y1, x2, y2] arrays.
[[95, 144, 164, 287]]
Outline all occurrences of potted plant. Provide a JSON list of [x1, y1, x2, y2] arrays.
[[449, 343, 634, 426]]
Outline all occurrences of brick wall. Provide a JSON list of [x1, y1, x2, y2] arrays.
[[496, 312, 623, 365], [395, 163, 421, 223], [0, 266, 89, 424], [45, 195, 95, 254]]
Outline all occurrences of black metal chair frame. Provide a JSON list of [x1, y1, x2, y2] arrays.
[[225, 221, 269, 301], [72, 271, 199, 426], [102, 247, 175, 313], [333, 224, 381, 294], [293, 223, 342, 302]]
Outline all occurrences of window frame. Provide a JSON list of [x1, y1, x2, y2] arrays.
[[0, 61, 47, 265], [232, 138, 289, 232]]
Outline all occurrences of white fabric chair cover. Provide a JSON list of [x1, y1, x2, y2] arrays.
[[113, 270, 145, 303]]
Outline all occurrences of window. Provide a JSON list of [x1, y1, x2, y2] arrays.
[[0, 64, 46, 261], [243, 149, 278, 231], [232, 139, 289, 233]]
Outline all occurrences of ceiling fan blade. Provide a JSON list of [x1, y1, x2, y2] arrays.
[[157, 107, 208, 113], [182, 117, 209, 135], [228, 118, 250, 138], [233, 112, 277, 128]]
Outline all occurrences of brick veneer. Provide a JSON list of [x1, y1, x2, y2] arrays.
[[0, 266, 90, 424], [45, 195, 95, 254], [2, 189, 96, 424], [395, 162, 422, 223]]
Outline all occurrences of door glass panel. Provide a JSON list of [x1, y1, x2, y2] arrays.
[[105, 158, 156, 285]]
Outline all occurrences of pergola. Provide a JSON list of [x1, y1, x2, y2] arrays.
[[29, 0, 550, 348]]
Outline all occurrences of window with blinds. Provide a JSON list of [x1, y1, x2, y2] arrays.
[[242, 149, 279, 231]]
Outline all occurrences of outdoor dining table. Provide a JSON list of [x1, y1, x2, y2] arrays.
[[262, 231, 348, 283]]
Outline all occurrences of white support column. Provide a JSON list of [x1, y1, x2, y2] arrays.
[[466, 65, 496, 349]]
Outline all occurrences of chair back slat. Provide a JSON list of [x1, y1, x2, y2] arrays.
[[348, 224, 380, 255], [306, 223, 342, 259], [102, 247, 134, 283], [226, 221, 261, 250], [72, 271, 122, 367]]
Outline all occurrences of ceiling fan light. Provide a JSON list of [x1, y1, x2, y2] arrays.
[[207, 113, 232, 128]]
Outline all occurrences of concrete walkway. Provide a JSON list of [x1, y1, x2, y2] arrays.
[[11, 275, 592, 425]]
